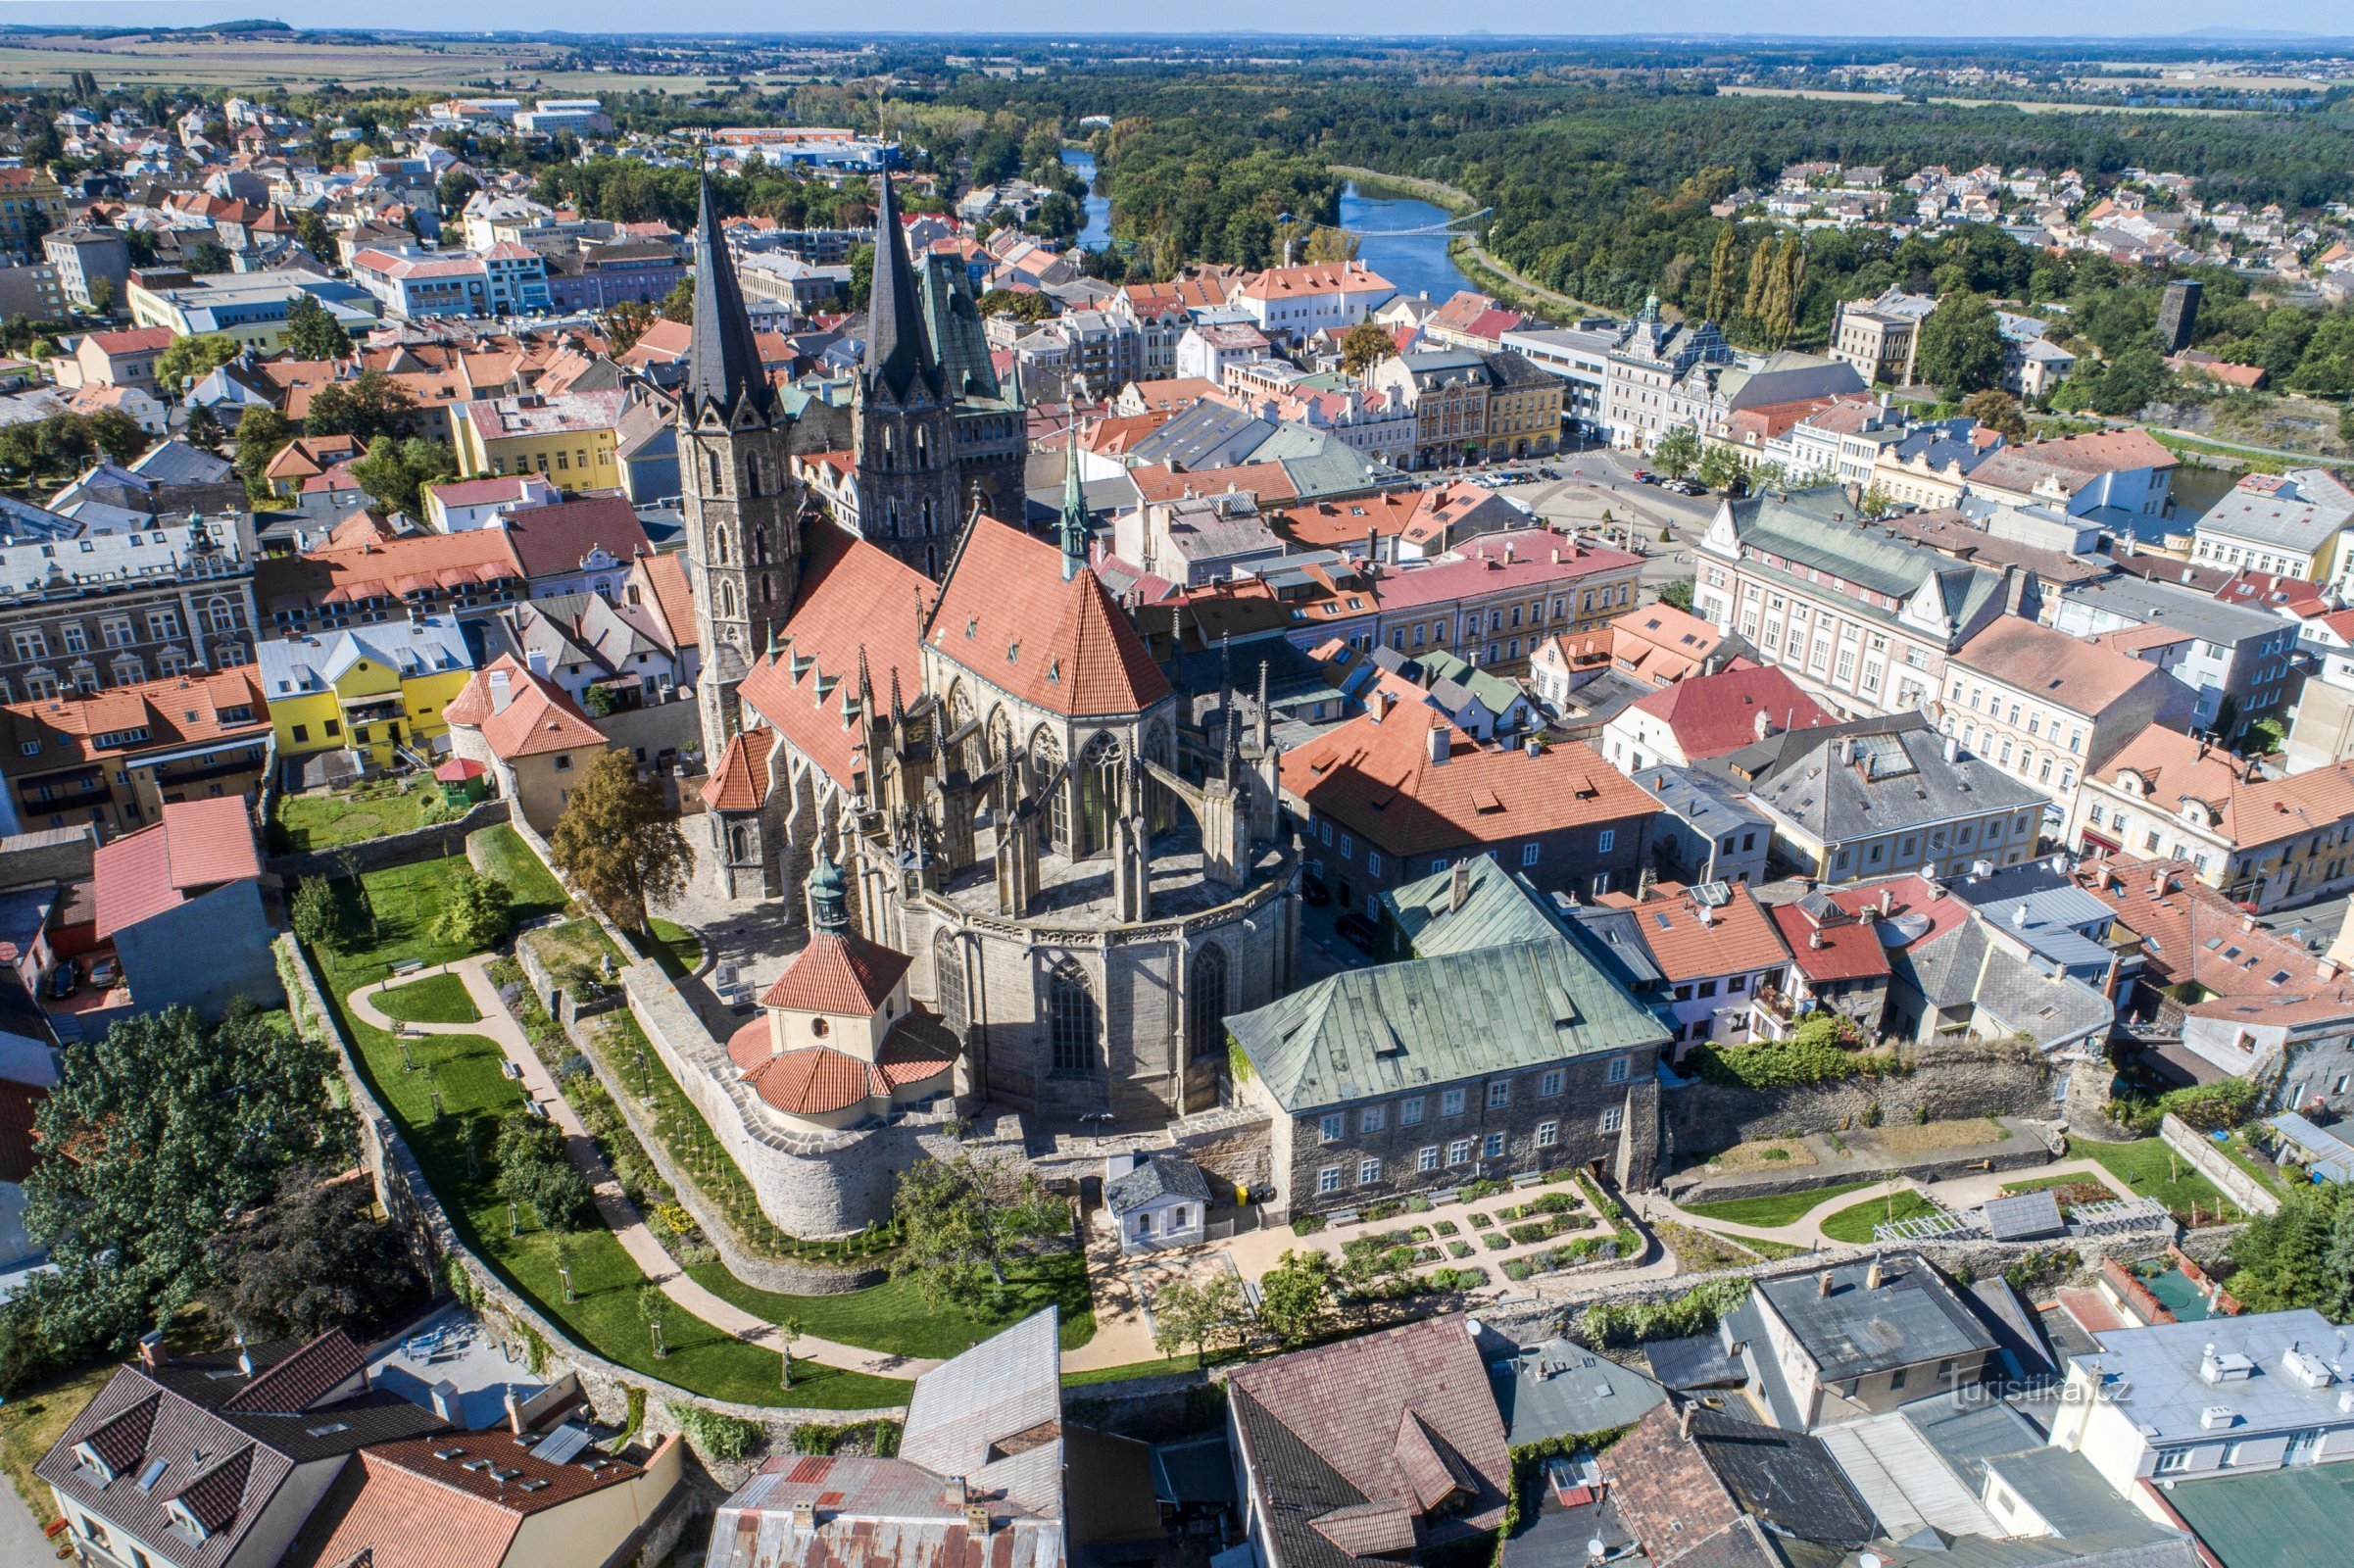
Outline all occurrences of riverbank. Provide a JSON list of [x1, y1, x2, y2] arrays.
[[1327, 163, 1617, 320]]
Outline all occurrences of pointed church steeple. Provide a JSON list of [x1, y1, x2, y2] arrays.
[[1057, 428, 1090, 581], [863, 172, 934, 405], [685, 164, 773, 422]]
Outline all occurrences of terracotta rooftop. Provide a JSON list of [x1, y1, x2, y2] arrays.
[[700, 730, 772, 812], [929, 515, 1170, 718], [760, 928, 912, 1016], [1952, 615, 2180, 714], [1627, 663, 1838, 760], [92, 795, 261, 941], [2092, 725, 2354, 850], [1595, 881, 1790, 983], [445, 656, 606, 760]]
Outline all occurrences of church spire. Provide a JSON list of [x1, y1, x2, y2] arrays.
[[685, 163, 772, 422], [1057, 426, 1089, 581], [862, 171, 932, 404], [808, 847, 850, 934]]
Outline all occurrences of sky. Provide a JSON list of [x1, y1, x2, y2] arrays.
[[3, 3, 2350, 40]]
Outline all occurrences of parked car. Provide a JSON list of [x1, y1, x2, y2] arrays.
[[46, 961, 76, 1000], [1659, 477, 1704, 495], [1334, 912, 1379, 954], [87, 955, 122, 989], [1632, 468, 1655, 484], [1538, 466, 1561, 480]]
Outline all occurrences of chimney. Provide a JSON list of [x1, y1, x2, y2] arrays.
[[2323, 956, 2341, 983], [944, 1477, 968, 1506], [1942, 734, 1960, 763], [1809, 927, 1828, 950], [137, 1330, 165, 1370], [1867, 1257, 1885, 1291], [429, 1380, 463, 1425], [2013, 904, 2029, 929], [1368, 691, 1390, 723], [2242, 914, 2258, 934], [505, 1389, 524, 1437], [1679, 1402, 1696, 1441], [1818, 1270, 1835, 1298], [526, 648, 550, 678], [791, 1500, 816, 1529], [1839, 737, 1857, 766], [1427, 722, 1449, 765], [1754, 711, 1778, 743], [489, 668, 513, 713], [965, 1504, 992, 1536], [2152, 868, 2170, 898], [1878, 887, 1894, 916], [1448, 858, 1471, 913], [236, 1339, 253, 1377]]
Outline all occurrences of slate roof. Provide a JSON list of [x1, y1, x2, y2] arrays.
[[1105, 1153, 1210, 1216], [1227, 1315, 1506, 1568], [1602, 1402, 1876, 1568], [899, 1307, 1066, 1517], [1484, 1337, 1666, 1448], [1719, 487, 2014, 637], [1744, 718, 2046, 848], [1227, 936, 1669, 1114]]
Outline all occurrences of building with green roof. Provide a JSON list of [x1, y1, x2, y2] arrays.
[[1233, 854, 1669, 1217]]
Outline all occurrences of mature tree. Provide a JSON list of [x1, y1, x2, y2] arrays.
[[638, 1281, 669, 1358], [1340, 320, 1395, 373], [295, 209, 335, 263], [1703, 224, 1738, 324], [1859, 483, 1897, 519], [185, 239, 232, 275], [437, 169, 481, 216], [550, 751, 691, 936], [155, 331, 241, 393], [1655, 579, 1695, 612], [2341, 403, 2354, 448], [35, 412, 93, 475], [2227, 1184, 2354, 1320], [86, 408, 145, 466], [232, 405, 292, 502], [659, 274, 695, 323], [1916, 291, 2005, 395], [889, 1152, 1070, 1312], [1150, 1273, 1251, 1368], [24, 1004, 344, 1353], [290, 875, 345, 951], [350, 436, 457, 520], [86, 276, 119, 317], [847, 244, 875, 308], [434, 870, 513, 952], [1651, 425, 1701, 479], [185, 402, 224, 453], [282, 291, 352, 361], [494, 1111, 594, 1231], [200, 1162, 424, 1342], [603, 297, 659, 355], [977, 288, 1054, 324], [1961, 388, 2030, 442], [304, 368, 415, 443], [1695, 443, 1746, 493], [1254, 1249, 1337, 1348]]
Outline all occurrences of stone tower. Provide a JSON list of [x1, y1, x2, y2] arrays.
[[682, 170, 800, 756], [852, 172, 965, 580]]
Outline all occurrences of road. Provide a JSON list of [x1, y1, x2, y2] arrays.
[[0, 1482, 54, 1563], [2256, 890, 2352, 955]]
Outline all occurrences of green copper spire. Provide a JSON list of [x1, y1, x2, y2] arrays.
[[1057, 428, 1090, 582]]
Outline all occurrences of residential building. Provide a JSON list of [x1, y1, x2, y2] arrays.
[[2048, 1309, 2354, 1518], [1281, 694, 1661, 913], [1963, 428, 2179, 520], [421, 472, 563, 533], [54, 326, 176, 395], [90, 794, 278, 1020], [1865, 872, 2115, 1053], [1722, 716, 2050, 883], [2081, 855, 2354, 1110], [500, 494, 653, 601], [1694, 486, 2029, 720], [1829, 291, 1926, 385], [1477, 349, 1563, 461], [442, 654, 612, 831], [257, 615, 475, 775], [263, 433, 367, 500], [1603, 1402, 1880, 1568], [1269, 482, 1527, 564], [0, 508, 261, 703], [1600, 661, 1839, 772], [1228, 1317, 1509, 1568], [0, 168, 68, 260], [1630, 763, 1773, 887], [2188, 468, 2354, 592], [256, 526, 527, 634], [2066, 724, 2354, 912], [543, 238, 688, 313], [1109, 489, 1288, 588], [39, 1329, 447, 1568], [1942, 616, 2201, 807], [1597, 880, 1791, 1055], [450, 388, 630, 490], [1760, 890, 1893, 1037], [1231, 260, 1398, 340], [2050, 575, 2300, 741], [1742, 1251, 1999, 1429], [706, 1311, 1083, 1568], [489, 590, 692, 710], [0, 257, 64, 320], [0, 666, 270, 837], [1172, 321, 1270, 385], [1369, 350, 1493, 470]]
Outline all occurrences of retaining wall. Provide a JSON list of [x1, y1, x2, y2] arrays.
[[1671, 1120, 2063, 1205], [2158, 1112, 2282, 1216], [270, 798, 512, 881], [276, 934, 909, 1462], [1662, 1039, 2057, 1159]]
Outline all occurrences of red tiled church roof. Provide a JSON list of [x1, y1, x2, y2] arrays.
[[928, 516, 1169, 718]]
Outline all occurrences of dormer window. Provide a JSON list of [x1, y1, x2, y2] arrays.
[[72, 1443, 115, 1485], [167, 1498, 209, 1544]]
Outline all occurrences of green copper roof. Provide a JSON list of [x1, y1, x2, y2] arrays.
[[1383, 853, 1573, 958], [1229, 937, 1669, 1114]]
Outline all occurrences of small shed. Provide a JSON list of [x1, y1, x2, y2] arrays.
[[1105, 1152, 1210, 1252], [434, 756, 488, 807]]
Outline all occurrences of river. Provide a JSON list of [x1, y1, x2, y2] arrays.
[[1057, 152, 1476, 303]]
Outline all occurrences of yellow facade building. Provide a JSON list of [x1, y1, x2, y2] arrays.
[[256, 616, 475, 772], [451, 389, 629, 489]]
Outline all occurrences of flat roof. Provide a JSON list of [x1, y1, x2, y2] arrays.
[[2166, 1458, 2354, 1568]]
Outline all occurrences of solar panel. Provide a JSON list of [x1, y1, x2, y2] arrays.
[[532, 1424, 593, 1465]]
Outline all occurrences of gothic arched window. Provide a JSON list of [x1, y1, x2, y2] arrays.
[[1049, 964, 1098, 1075], [707, 447, 723, 492], [712, 524, 730, 566], [745, 454, 762, 498], [719, 580, 738, 619], [1189, 945, 1230, 1061], [936, 944, 967, 1041], [1078, 731, 1122, 858]]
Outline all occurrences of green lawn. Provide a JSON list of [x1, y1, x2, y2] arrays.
[[1682, 1180, 1879, 1229], [526, 917, 623, 978], [312, 858, 915, 1410], [0, 1358, 116, 1533], [1818, 1189, 1939, 1244], [2066, 1136, 2241, 1223], [686, 1250, 1095, 1359], [643, 917, 704, 980], [270, 775, 447, 853], [1062, 1356, 1202, 1387], [1998, 1172, 2092, 1195], [1738, 1236, 1811, 1260], [467, 822, 569, 920], [372, 971, 480, 1025]]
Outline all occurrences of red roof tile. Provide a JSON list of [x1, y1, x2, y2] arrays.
[[1626, 663, 1838, 761], [701, 731, 772, 812], [760, 930, 911, 1015], [929, 515, 1170, 718], [1767, 902, 1893, 984], [1596, 882, 1790, 983], [446, 657, 606, 760]]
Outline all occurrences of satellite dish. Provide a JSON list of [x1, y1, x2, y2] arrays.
[[1859, 1556, 1884, 1568], [1587, 1540, 1606, 1561]]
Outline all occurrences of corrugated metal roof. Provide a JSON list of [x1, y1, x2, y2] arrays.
[[1818, 1410, 2000, 1541]]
